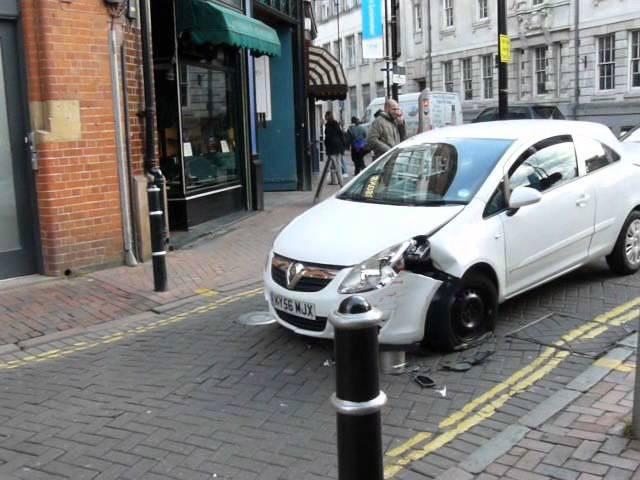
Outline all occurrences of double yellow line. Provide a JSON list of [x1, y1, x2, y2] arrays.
[[0, 287, 264, 370], [384, 297, 640, 478]]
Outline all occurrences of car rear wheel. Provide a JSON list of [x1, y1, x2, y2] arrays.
[[606, 210, 640, 275], [424, 271, 498, 352]]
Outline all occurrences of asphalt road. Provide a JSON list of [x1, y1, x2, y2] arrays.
[[0, 260, 638, 480]]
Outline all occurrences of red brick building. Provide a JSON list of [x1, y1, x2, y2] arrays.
[[1, 0, 320, 281]]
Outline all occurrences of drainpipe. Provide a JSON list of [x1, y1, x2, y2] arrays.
[[109, 22, 137, 266], [246, 1, 263, 210], [573, 0, 580, 120]]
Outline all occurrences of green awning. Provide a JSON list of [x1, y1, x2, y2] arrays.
[[177, 0, 281, 57]]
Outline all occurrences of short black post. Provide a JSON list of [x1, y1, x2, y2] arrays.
[[147, 168, 168, 292], [329, 296, 386, 480]]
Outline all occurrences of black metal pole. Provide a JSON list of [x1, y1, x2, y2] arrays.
[[497, 0, 508, 119], [384, 0, 391, 98], [427, 0, 432, 90], [140, 0, 168, 291], [329, 296, 386, 480], [390, 0, 399, 101], [148, 180, 168, 292]]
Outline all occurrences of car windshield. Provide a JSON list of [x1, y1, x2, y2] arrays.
[[337, 138, 513, 206]]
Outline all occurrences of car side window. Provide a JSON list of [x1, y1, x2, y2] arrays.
[[508, 136, 578, 193], [580, 137, 621, 173]]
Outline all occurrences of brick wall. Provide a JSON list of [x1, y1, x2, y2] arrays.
[[21, 0, 145, 275]]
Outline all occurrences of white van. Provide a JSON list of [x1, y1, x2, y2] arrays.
[[417, 90, 462, 132], [361, 90, 462, 138], [361, 93, 421, 137]]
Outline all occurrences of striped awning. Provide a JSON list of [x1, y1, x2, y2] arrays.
[[307, 45, 347, 100]]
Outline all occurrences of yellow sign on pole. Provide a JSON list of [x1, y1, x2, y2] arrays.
[[499, 34, 511, 63]]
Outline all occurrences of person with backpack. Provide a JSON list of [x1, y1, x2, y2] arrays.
[[345, 116, 368, 175]]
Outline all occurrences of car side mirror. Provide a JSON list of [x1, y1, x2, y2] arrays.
[[508, 186, 542, 210]]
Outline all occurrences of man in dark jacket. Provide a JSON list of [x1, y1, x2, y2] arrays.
[[324, 111, 347, 183], [367, 99, 402, 159]]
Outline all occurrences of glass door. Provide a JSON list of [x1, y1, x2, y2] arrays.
[[0, 20, 36, 278]]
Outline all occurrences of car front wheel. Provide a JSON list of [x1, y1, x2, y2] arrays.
[[425, 271, 498, 352], [606, 210, 640, 275]]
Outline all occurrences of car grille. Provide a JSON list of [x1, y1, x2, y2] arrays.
[[275, 309, 328, 332], [271, 254, 343, 292]]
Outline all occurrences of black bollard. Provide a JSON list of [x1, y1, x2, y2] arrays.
[[329, 296, 386, 480], [147, 172, 168, 292]]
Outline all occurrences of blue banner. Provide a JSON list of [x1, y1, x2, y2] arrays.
[[362, 0, 383, 58], [362, 0, 383, 40]]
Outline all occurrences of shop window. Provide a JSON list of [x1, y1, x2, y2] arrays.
[[179, 63, 240, 191]]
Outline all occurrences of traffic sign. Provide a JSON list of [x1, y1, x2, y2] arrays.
[[499, 34, 511, 63]]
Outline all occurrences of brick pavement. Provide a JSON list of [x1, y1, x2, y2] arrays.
[[0, 187, 337, 349], [437, 353, 640, 480]]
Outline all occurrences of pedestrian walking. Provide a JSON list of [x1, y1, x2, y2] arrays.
[[345, 116, 368, 175], [366, 99, 403, 160], [324, 111, 347, 184]]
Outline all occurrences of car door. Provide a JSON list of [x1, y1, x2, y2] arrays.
[[573, 135, 627, 257], [500, 135, 595, 297]]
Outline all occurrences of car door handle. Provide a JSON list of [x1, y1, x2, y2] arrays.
[[576, 194, 590, 207]]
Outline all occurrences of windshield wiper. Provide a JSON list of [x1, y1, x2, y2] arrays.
[[415, 200, 468, 206]]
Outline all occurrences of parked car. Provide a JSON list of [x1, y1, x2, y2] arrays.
[[621, 124, 640, 143], [264, 121, 640, 351], [472, 105, 565, 122]]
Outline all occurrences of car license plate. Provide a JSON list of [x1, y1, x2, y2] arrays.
[[271, 293, 316, 320]]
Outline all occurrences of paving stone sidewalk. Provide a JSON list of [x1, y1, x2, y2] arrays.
[[0, 186, 338, 349], [439, 353, 640, 480]]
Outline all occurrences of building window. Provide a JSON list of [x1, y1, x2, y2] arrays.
[[358, 33, 368, 65], [362, 83, 371, 109], [333, 40, 342, 62], [376, 81, 385, 98], [597, 34, 615, 91], [346, 35, 356, 68], [417, 78, 427, 91], [631, 31, 640, 88], [535, 46, 548, 94], [414, 2, 423, 33], [478, 0, 488, 19], [179, 63, 241, 191], [443, 0, 454, 28], [462, 58, 473, 100], [532, 0, 543, 5], [482, 54, 493, 99], [349, 86, 358, 118], [443, 61, 454, 92]]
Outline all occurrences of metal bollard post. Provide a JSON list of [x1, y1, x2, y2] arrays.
[[147, 170, 168, 292], [329, 296, 386, 480]]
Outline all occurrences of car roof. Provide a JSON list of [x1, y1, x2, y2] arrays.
[[403, 120, 616, 145]]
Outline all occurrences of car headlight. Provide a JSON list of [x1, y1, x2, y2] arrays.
[[338, 241, 412, 294]]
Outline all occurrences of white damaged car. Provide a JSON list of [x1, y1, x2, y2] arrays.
[[264, 121, 640, 351]]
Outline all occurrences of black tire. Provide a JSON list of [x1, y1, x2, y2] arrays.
[[424, 271, 498, 352], [606, 210, 640, 275]]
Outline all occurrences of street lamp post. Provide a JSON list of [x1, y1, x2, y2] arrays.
[[390, 0, 399, 101], [497, 0, 509, 119]]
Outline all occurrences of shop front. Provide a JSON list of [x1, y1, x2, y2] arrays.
[[151, 0, 280, 230]]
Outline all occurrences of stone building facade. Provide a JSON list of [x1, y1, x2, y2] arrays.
[[315, 0, 640, 134]]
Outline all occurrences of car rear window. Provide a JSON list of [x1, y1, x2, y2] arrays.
[[532, 106, 560, 119]]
